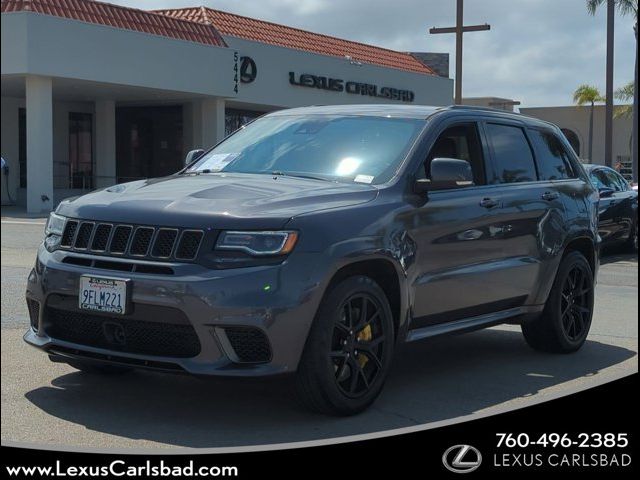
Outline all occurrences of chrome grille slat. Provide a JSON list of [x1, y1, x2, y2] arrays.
[[151, 228, 179, 258], [109, 225, 133, 254], [90, 224, 113, 252], [59, 220, 204, 263], [129, 227, 155, 256], [74, 222, 95, 250], [175, 230, 204, 260]]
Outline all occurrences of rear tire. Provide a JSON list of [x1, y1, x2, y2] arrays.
[[295, 276, 395, 415], [66, 360, 133, 375], [522, 251, 594, 353]]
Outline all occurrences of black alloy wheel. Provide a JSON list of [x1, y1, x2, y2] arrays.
[[331, 294, 386, 398], [560, 264, 592, 342], [296, 275, 394, 415], [522, 251, 594, 353]]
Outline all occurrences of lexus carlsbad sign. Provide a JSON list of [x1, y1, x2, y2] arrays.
[[289, 71, 415, 103]]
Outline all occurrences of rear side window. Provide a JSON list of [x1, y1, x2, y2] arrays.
[[485, 123, 537, 184], [529, 129, 576, 180]]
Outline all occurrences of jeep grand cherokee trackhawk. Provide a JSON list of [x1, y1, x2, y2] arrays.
[[25, 105, 600, 415]]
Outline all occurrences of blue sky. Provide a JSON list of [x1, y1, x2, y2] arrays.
[[116, 0, 636, 108]]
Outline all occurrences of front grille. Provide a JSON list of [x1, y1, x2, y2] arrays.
[[60, 219, 204, 262], [91, 224, 112, 251], [44, 307, 201, 358], [175, 231, 203, 260], [27, 298, 40, 329], [224, 327, 272, 364], [61, 221, 78, 247], [130, 227, 154, 256], [109, 225, 132, 254], [74, 222, 94, 249], [152, 229, 178, 258]]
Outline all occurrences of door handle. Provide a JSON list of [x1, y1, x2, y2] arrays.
[[541, 191, 560, 201], [480, 197, 500, 209]]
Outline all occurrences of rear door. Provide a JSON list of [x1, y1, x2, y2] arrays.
[[481, 121, 568, 305]]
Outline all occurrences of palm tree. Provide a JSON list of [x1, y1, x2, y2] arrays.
[[573, 84, 605, 161], [587, 0, 638, 178], [615, 81, 634, 118]]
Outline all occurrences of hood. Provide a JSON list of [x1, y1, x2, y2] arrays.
[[57, 173, 378, 229]]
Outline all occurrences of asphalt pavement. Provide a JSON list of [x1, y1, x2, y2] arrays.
[[1, 215, 637, 450]]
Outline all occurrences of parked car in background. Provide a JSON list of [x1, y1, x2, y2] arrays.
[[26, 105, 600, 415], [584, 164, 638, 252]]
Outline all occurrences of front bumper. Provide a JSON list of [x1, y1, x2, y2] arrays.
[[24, 245, 327, 376]]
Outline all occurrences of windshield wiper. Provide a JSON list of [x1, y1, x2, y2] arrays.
[[270, 171, 334, 182]]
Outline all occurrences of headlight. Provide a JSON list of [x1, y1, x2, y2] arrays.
[[44, 212, 66, 252], [216, 231, 298, 256], [45, 212, 66, 236]]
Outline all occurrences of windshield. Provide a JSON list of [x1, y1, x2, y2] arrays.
[[187, 114, 426, 184]]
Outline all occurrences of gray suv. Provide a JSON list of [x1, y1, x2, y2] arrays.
[[25, 105, 600, 415]]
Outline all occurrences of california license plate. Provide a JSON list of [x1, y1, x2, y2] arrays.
[[79, 276, 128, 314]]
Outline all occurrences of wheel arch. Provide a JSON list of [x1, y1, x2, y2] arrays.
[[321, 257, 407, 340]]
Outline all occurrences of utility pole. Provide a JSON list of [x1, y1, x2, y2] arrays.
[[430, 0, 490, 104], [605, 0, 615, 167]]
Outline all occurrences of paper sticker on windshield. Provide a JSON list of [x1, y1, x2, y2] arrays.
[[198, 153, 238, 171], [354, 174, 374, 184]]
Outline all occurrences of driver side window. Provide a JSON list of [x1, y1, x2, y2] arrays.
[[422, 124, 486, 185]]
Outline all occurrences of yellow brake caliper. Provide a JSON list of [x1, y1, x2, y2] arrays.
[[356, 325, 373, 368]]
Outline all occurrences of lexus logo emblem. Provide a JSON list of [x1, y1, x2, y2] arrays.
[[442, 445, 482, 474], [240, 56, 257, 83]]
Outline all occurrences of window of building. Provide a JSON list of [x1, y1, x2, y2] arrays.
[[225, 108, 265, 136], [68, 112, 93, 189], [18, 108, 26, 188], [485, 123, 537, 184], [529, 129, 576, 180]]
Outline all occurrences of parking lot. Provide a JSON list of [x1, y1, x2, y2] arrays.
[[1, 213, 637, 451]]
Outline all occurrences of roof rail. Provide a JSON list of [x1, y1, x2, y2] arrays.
[[447, 105, 523, 114]]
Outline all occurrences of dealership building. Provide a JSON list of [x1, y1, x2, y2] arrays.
[[0, 0, 453, 212]]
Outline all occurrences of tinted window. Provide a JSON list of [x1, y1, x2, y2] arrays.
[[602, 169, 628, 191], [529, 129, 576, 180], [485, 123, 537, 184], [590, 169, 615, 190], [423, 123, 486, 185]]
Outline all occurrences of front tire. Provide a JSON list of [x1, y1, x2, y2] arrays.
[[522, 251, 594, 353], [296, 276, 395, 415]]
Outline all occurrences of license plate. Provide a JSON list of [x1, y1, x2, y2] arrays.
[[79, 276, 128, 314]]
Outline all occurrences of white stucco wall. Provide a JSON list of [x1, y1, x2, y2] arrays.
[[1, 12, 238, 98], [520, 105, 633, 165], [226, 37, 453, 108]]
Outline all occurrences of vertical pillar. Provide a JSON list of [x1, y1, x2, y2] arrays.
[[95, 100, 116, 188], [26, 75, 53, 213], [188, 98, 226, 150]]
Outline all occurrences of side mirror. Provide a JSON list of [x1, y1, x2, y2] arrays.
[[598, 187, 615, 198], [414, 158, 475, 193], [184, 149, 205, 167]]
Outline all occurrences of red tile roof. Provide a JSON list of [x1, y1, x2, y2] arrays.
[[156, 6, 436, 76], [0, 0, 227, 47]]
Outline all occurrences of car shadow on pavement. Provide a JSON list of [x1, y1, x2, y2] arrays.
[[24, 328, 636, 449]]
